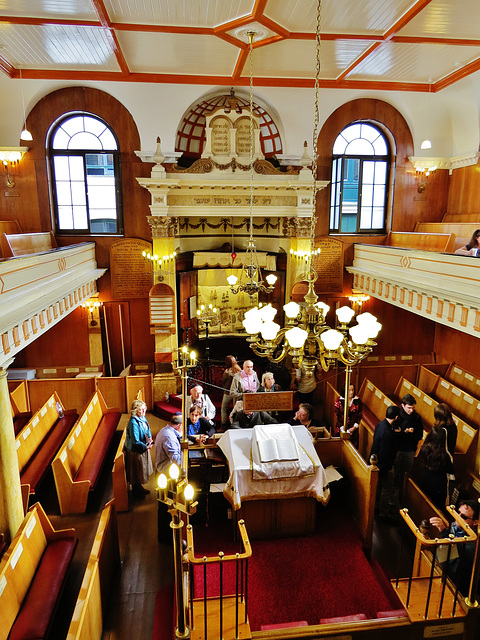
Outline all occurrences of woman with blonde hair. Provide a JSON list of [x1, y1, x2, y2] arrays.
[[125, 399, 153, 499]]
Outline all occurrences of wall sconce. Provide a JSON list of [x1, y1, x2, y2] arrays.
[[348, 291, 370, 314], [142, 249, 176, 282], [82, 298, 102, 326], [0, 147, 28, 188], [408, 157, 438, 193]]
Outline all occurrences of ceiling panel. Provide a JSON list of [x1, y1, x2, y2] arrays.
[[245, 38, 374, 80], [104, 0, 255, 27], [398, 0, 480, 39], [348, 41, 480, 84], [0, 0, 479, 90], [0, 0, 97, 20], [0, 23, 119, 70], [116, 31, 239, 75]]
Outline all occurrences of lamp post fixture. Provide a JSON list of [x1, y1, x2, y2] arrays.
[[196, 304, 218, 384], [157, 345, 198, 639], [157, 464, 197, 640]]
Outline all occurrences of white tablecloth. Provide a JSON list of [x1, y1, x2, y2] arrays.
[[217, 424, 330, 510]]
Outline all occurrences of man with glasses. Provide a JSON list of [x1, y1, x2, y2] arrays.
[[430, 500, 479, 594]]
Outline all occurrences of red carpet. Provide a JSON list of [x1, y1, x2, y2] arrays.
[[190, 502, 398, 630], [152, 584, 175, 640]]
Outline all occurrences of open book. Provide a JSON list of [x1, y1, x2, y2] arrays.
[[258, 438, 299, 463]]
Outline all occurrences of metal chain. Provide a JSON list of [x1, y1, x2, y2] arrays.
[[248, 31, 255, 242], [309, 0, 322, 272]]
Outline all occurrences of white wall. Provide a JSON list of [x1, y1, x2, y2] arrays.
[[0, 71, 479, 161]]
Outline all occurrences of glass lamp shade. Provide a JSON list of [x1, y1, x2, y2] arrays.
[[243, 306, 263, 334], [320, 329, 344, 350], [261, 321, 281, 340], [336, 306, 356, 324], [265, 273, 277, 286], [157, 473, 168, 489], [227, 274, 238, 285], [20, 128, 33, 142], [349, 324, 370, 345], [315, 301, 330, 317], [284, 301, 300, 319], [259, 303, 277, 323], [356, 312, 382, 338], [285, 326, 308, 349]]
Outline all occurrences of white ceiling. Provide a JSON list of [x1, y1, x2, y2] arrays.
[[0, 0, 479, 92]]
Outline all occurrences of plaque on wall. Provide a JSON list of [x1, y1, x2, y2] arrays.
[[243, 392, 294, 413], [312, 237, 344, 293], [110, 238, 153, 300]]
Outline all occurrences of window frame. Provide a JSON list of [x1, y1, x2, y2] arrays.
[[47, 113, 124, 237], [329, 122, 391, 235]]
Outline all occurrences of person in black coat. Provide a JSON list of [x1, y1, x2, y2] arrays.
[[393, 393, 424, 501], [230, 409, 278, 430], [370, 405, 401, 520]]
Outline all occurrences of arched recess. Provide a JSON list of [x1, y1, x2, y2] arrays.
[[26, 86, 148, 240], [315, 99, 415, 236]]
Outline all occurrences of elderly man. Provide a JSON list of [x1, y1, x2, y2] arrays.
[[185, 384, 216, 422], [155, 412, 183, 544], [230, 360, 260, 400], [231, 407, 278, 430]]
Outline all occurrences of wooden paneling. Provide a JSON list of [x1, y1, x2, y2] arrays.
[[27, 378, 96, 414], [96, 378, 126, 413], [434, 324, 480, 380], [447, 164, 480, 218]]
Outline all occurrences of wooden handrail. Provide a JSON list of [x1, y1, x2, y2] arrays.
[[399, 505, 477, 546], [186, 519, 252, 564]]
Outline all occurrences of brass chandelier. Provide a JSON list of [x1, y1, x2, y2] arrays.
[[226, 31, 277, 300], [242, 0, 382, 417]]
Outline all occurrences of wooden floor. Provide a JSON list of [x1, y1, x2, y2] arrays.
[[41, 412, 416, 640]]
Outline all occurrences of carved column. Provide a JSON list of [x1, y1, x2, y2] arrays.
[[147, 216, 180, 401]]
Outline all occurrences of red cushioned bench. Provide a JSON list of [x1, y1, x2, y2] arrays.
[[52, 390, 122, 515], [15, 393, 77, 513], [0, 503, 77, 640]]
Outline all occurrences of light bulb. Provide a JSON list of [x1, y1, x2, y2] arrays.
[[184, 484, 194, 502], [227, 274, 238, 285], [265, 273, 277, 286], [158, 473, 168, 489], [320, 329, 344, 350], [284, 301, 300, 319], [169, 463, 180, 481], [315, 301, 330, 317], [259, 304, 277, 322], [261, 321, 281, 341]]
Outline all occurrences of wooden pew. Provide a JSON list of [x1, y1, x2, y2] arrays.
[[0, 219, 22, 258], [417, 366, 480, 426], [16, 392, 78, 512], [10, 380, 32, 436], [394, 378, 478, 481], [316, 438, 378, 549], [52, 390, 122, 515], [0, 503, 77, 640], [384, 231, 455, 252], [1, 230, 58, 257], [445, 363, 480, 401], [402, 475, 449, 528], [67, 500, 120, 640], [414, 221, 480, 251]]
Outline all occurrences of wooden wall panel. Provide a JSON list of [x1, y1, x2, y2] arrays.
[[434, 324, 480, 379], [27, 378, 95, 414], [96, 377, 126, 412], [447, 164, 480, 219]]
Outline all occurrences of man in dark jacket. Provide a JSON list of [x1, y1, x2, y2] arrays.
[[393, 393, 424, 501], [231, 409, 277, 429], [370, 405, 401, 520]]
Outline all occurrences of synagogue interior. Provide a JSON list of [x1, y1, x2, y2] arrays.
[[2, 1, 480, 639]]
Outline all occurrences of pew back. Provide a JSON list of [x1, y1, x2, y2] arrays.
[[67, 500, 120, 640], [2, 231, 57, 257], [446, 363, 480, 400], [385, 231, 455, 252], [10, 380, 30, 414], [16, 393, 62, 473]]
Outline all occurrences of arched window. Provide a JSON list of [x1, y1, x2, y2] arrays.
[[48, 114, 123, 235], [329, 123, 390, 234]]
